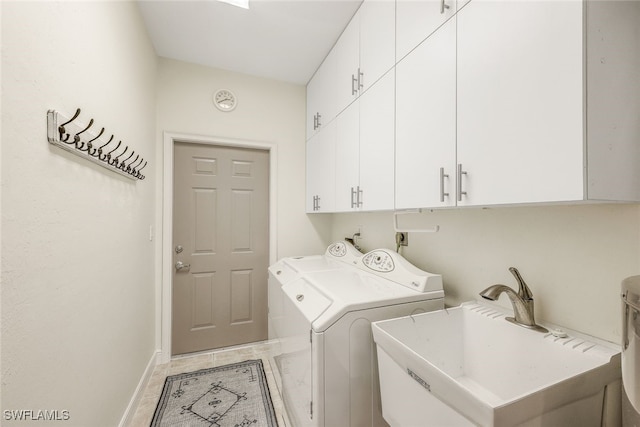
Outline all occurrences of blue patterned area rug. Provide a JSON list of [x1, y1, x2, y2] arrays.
[[150, 359, 278, 427]]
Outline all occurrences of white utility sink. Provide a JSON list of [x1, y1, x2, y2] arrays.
[[372, 301, 621, 427]]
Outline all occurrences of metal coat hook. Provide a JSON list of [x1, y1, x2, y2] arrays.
[[115, 149, 133, 168], [128, 156, 143, 173], [96, 135, 114, 160], [47, 109, 148, 181], [107, 142, 125, 166], [86, 127, 105, 155], [134, 161, 147, 179], [73, 118, 94, 149], [124, 155, 139, 172], [106, 140, 122, 159], [58, 108, 81, 142]]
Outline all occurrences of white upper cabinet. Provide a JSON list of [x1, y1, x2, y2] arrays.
[[306, 51, 336, 141], [308, 0, 640, 213], [358, 0, 396, 93], [396, 0, 455, 61], [457, 0, 584, 206], [359, 69, 395, 211], [334, 96, 361, 212], [395, 17, 456, 209], [333, 16, 361, 117], [457, 0, 585, 206], [456, 0, 640, 206], [334, 0, 396, 116], [306, 120, 336, 213], [335, 71, 395, 212], [583, 0, 640, 202]]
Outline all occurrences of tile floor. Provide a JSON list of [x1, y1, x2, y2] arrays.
[[129, 341, 290, 427]]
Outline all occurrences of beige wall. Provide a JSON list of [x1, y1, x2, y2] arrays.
[[331, 204, 640, 343], [1, 1, 157, 426], [155, 58, 330, 261]]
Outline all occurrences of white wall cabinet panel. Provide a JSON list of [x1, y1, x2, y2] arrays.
[[359, 0, 396, 93], [333, 16, 361, 115], [333, 0, 396, 116], [457, 0, 585, 206], [335, 71, 395, 212], [308, 0, 640, 213], [306, 51, 337, 141], [584, 0, 640, 201], [334, 99, 361, 212], [359, 70, 395, 211], [306, 120, 336, 213], [395, 18, 456, 209], [396, 0, 455, 62]]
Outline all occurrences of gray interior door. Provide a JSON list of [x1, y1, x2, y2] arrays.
[[172, 141, 269, 355]]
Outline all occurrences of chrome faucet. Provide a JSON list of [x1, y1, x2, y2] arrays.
[[479, 267, 548, 333]]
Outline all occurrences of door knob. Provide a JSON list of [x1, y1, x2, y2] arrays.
[[175, 261, 191, 271]]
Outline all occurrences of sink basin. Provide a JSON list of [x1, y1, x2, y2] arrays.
[[372, 301, 621, 426]]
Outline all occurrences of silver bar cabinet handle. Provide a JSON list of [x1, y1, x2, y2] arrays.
[[316, 113, 321, 128], [358, 68, 364, 91], [457, 164, 467, 202], [440, 167, 449, 202], [351, 74, 358, 96], [440, 0, 450, 14], [350, 187, 356, 208], [316, 195, 320, 211], [357, 186, 363, 208]]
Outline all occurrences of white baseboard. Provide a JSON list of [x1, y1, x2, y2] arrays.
[[119, 350, 161, 427]]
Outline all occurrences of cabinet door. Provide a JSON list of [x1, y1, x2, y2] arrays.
[[396, 17, 456, 209], [333, 16, 360, 116], [334, 100, 361, 212], [306, 68, 323, 141], [359, 0, 395, 94], [396, 0, 456, 61], [306, 121, 336, 213], [359, 70, 395, 211], [457, 0, 584, 206], [306, 51, 337, 141]]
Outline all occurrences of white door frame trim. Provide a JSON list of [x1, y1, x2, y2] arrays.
[[160, 131, 278, 363]]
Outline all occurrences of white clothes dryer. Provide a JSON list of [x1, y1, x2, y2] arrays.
[[268, 241, 444, 427]]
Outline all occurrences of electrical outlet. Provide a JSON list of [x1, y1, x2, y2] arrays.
[[396, 232, 408, 247]]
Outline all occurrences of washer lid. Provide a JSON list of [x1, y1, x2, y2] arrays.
[[268, 254, 348, 286], [281, 276, 332, 324], [304, 268, 444, 332]]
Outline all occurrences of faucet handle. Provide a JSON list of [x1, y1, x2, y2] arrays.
[[509, 267, 534, 301]]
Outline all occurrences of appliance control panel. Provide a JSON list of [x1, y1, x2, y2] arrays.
[[362, 251, 395, 272], [323, 241, 443, 293], [326, 241, 363, 265], [328, 242, 347, 257]]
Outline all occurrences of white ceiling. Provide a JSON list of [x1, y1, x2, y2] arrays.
[[137, 0, 363, 85]]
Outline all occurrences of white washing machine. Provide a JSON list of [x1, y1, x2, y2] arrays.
[[268, 241, 444, 427]]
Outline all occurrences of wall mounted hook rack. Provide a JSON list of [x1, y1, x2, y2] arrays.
[[47, 108, 147, 180]]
